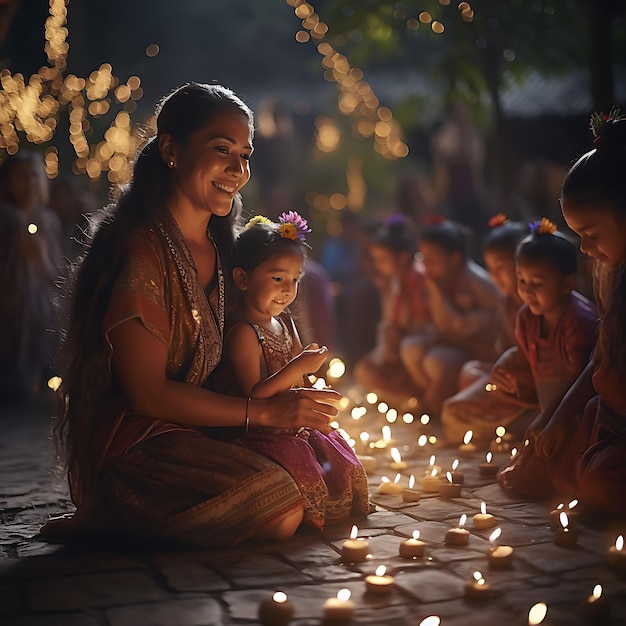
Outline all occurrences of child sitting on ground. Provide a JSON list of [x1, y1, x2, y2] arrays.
[[445, 218, 597, 446], [219, 212, 369, 530], [399, 219, 500, 417], [353, 215, 430, 405]]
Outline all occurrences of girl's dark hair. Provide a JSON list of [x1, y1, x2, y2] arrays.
[[233, 221, 308, 272], [370, 214, 417, 256], [516, 231, 578, 276], [561, 116, 626, 380], [421, 220, 470, 258], [483, 221, 527, 256], [56, 83, 253, 499]]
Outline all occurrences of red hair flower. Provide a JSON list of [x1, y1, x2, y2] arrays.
[[488, 213, 508, 229]]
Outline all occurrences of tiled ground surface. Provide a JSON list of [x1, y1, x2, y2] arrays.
[[1, 392, 625, 626]]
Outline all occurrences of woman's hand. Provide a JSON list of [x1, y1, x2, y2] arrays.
[[256, 387, 342, 434]]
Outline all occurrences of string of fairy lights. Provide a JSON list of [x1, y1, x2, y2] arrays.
[[0, 0, 145, 184], [285, 0, 474, 162]]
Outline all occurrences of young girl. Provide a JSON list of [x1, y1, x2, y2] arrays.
[[400, 219, 500, 416], [444, 219, 597, 445], [220, 212, 369, 530], [441, 216, 529, 443], [353, 215, 430, 404], [499, 112, 626, 516]]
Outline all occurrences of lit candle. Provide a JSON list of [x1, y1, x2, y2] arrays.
[[554, 512, 578, 546], [464, 571, 490, 600], [421, 468, 442, 493], [390, 447, 407, 471], [549, 499, 578, 529], [424, 454, 442, 475], [438, 472, 462, 498], [378, 473, 403, 495], [479, 452, 499, 477], [402, 474, 421, 502], [608, 534, 626, 570], [581, 584, 610, 620], [323, 588, 354, 623], [487, 527, 514, 568], [258, 591, 295, 626], [341, 525, 370, 563], [357, 455, 377, 475], [419, 617, 440, 626], [473, 502, 496, 530], [458, 429, 477, 456], [450, 458, 464, 484], [399, 530, 425, 559], [445, 514, 470, 546], [528, 602, 548, 625], [365, 565, 395, 594]]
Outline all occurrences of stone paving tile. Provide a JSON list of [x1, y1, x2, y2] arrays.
[[160, 562, 231, 594], [0, 613, 103, 626], [105, 598, 223, 626], [23, 571, 171, 612]]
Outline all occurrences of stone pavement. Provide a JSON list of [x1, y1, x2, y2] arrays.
[[1, 392, 626, 626]]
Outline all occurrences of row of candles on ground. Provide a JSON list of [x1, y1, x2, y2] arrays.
[[260, 517, 626, 625]]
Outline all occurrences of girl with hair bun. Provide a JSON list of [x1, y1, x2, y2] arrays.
[[499, 111, 626, 517], [45, 83, 341, 546]]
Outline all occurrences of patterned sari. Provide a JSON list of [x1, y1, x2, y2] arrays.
[[64, 211, 305, 547]]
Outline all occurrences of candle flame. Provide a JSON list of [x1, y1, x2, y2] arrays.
[[366, 392, 378, 404], [386, 408, 398, 423], [495, 425, 506, 437], [391, 447, 402, 463], [394, 473, 401, 483], [489, 528, 502, 543], [380, 476, 390, 483], [27, 223, 38, 235], [473, 571, 483, 581], [528, 602, 548, 625], [446, 472, 453, 484], [481, 502, 487, 515], [429, 454, 436, 466], [495, 436, 502, 444], [273, 591, 287, 603], [375, 565, 387, 576], [592, 584, 602, 599], [486, 452, 493, 463], [349, 525, 358, 540], [409, 474, 415, 489], [378, 402, 388, 413], [360, 431, 369, 442], [559, 512, 569, 529], [430, 468, 438, 477], [337, 588, 351, 602], [477, 577, 486, 586], [419, 617, 440, 626], [452, 459, 459, 471], [420, 413, 430, 425], [418, 434, 428, 446], [616, 535, 624, 551], [568, 499, 579, 509], [412, 530, 421, 540], [382, 425, 391, 442], [511, 447, 518, 457], [459, 514, 467, 527], [556, 503, 564, 510], [463, 430, 473, 444]]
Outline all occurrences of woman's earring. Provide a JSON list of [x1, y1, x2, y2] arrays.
[[168, 160, 175, 168]]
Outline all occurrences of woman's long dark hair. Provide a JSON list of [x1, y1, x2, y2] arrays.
[[561, 117, 626, 379], [55, 83, 253, 500]]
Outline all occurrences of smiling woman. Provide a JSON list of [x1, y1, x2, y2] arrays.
[[45, 83, 348, 547]]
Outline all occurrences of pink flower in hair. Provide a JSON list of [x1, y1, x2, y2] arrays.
[[278, 211, 311, 242]]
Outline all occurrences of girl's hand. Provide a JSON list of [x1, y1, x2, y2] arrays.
[[294, 344, 328, 375], [261, 387, 341, 434], [535, 413, 569, 459]]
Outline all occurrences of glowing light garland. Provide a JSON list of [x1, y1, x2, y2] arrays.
[[0, 0, 146, 184]]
